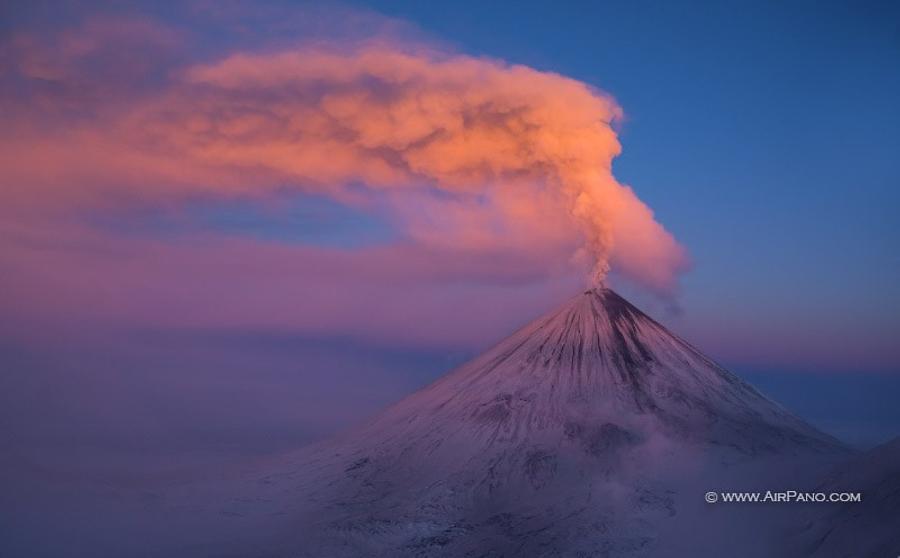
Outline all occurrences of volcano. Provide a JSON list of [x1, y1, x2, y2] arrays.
[[347, 287, 837, 455], [162, 288, 850, 557]]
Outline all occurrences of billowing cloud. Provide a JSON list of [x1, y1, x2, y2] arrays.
[[1, 18, 687, 293]]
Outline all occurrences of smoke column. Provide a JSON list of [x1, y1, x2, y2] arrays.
[[2, 29, 688, 292]]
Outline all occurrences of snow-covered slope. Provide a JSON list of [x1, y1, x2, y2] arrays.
[[7, 288, 896, 558], [352, 287, 838, 455], [111, 288, 860, 558], [154, 287, 848, 558]]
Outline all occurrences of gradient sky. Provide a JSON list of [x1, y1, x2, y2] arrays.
[[1, 0, 899, 478]]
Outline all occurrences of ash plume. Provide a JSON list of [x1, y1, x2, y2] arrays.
[[2, 17, 688, 293]]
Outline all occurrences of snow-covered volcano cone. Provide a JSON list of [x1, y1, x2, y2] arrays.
[[355, 287, 837, 455], [211, 288, 839, 557], [167, 289, 848, 558]]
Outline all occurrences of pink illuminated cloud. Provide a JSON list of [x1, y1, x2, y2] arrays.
[[1, 17, 687, 293]]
